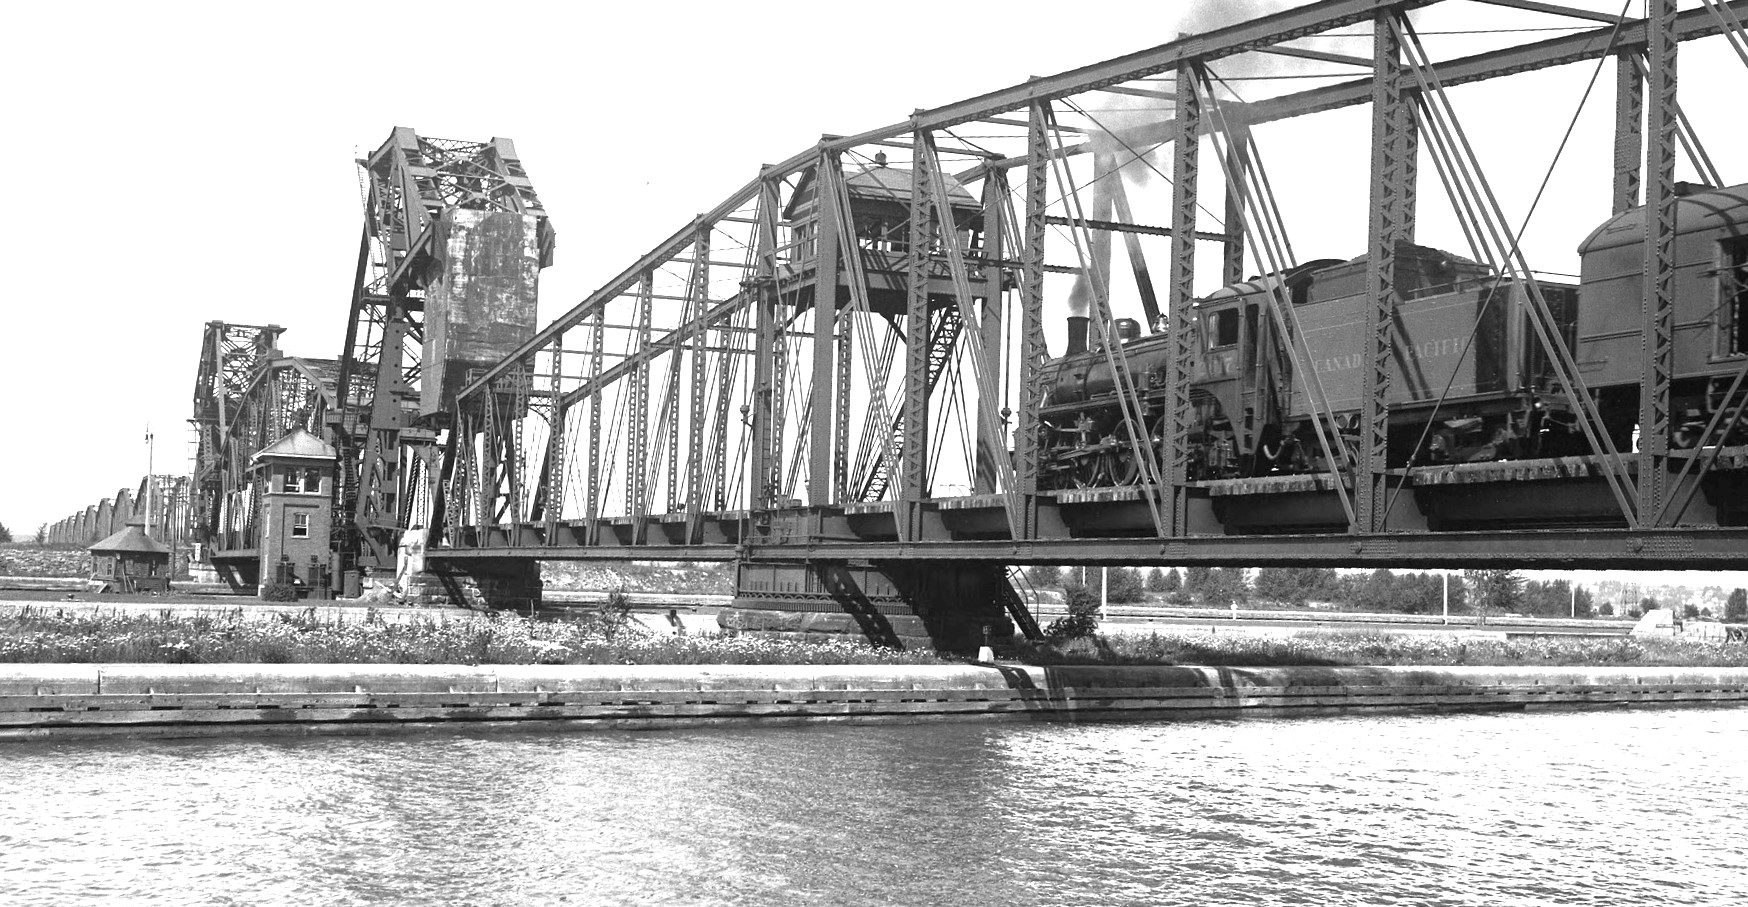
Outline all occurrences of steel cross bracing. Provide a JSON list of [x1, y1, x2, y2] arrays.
[[434, 0, 1748, 569]]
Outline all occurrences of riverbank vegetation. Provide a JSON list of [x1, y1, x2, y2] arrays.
[[0, 606, 943, 666], [1020, 630, 1748, 668]]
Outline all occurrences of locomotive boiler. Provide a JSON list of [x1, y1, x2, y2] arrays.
[[1038, 182, 1748, 491]]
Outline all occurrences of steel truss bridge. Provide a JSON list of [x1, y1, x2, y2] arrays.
[[50, 0, 1748, 649], [436, 0, 1748, 572]]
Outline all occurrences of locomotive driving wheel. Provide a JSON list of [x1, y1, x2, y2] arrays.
[[1071, 453, 1109, 488], [1105, 421, 1145, 486]]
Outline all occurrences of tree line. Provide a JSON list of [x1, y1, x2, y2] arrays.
[[1016, 566, 1741, 620]]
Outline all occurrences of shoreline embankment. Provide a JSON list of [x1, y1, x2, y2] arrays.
[[5, 663, 1747, 741]]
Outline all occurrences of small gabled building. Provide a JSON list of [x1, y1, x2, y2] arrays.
[[88, 521, 171, 593]]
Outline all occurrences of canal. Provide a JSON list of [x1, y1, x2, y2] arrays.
[[2, 708, 1743, 905]]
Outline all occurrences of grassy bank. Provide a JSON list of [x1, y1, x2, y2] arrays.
[[0, 607, 942, 666], [6, 607, 1746, 668], [1023, 630, 1748, 668]]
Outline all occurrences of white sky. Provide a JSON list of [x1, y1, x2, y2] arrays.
[[1, 0, 1742, 588]]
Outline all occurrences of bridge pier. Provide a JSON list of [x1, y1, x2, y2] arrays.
[[723, 560, 1017, 653], [406, 559, 543, 612]]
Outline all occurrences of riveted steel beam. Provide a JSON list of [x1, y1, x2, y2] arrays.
[[1639, 0, 1678, 527]]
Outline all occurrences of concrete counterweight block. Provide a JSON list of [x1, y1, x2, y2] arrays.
[[723, 559, 1016, 654], [408, 560, 543, 611]]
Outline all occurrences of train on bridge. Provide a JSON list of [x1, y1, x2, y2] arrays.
[[43, 0, 1748, 652], [1040, 186, 1748, 533]]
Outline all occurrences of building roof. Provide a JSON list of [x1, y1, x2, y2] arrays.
[[252, 427, 337, 463], [782, 164, 979, 219], [88, 521, 171, 555]]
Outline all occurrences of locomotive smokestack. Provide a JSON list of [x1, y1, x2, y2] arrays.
[[1066, 316, 1090, 356]]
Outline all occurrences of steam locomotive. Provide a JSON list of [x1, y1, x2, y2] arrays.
[[1038, 182, 1748, 489]]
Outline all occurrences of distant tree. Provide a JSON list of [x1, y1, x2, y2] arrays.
[[1107, 567, 1146, 604], [1598, 602, 1614, 617], [1727, 588, 1748, 622], [1356, 569, 1398, 612], [1464, 570, 1523, 623], [1184, 566, 1213, 593], [0, 523, 11, 544], [1520, 579, 1579, 618], [33, 524, 47, 546], [1028, 565, 1062, 588], [1682, 603, 1701, 620], [1573, 585, 1595, 618], [1162, 568, 1182, 593], [1253, 567, 1300, 605], [1393, 572, 1447, 615], [1145, 567, 1169, 593]]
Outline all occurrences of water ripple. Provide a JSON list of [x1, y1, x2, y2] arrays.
[[2, 710, 1747, 905]]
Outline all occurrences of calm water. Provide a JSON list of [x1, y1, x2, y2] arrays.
[[2, 709, 1745, 906]]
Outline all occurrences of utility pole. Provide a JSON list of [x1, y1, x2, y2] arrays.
[[145, 425, 155, 540]]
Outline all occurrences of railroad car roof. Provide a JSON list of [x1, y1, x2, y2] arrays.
[[1579, 182, 1748, 254]]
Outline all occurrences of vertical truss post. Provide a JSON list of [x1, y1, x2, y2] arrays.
[[974, 166, 1008, 495], [1640, 0, 1679, 526], [353, 311, 412, 568], [1614, 53, 1644, 214], [834, 315, 854, 501], [1164, 65, 1201, 538], [1399, 101, 1418, 245], [584, 310, 604, 543], [542, 334, 565, 542], [685, 225, 711, 539], [628, 271, 653, 529], [449, 411, 472, 545], [900, 129, 936, 541], [476, 396, 498, 543], [748, 172, 782, 514], [1358, 12, 1408, 535], [809, 150, 843, 506], [504, 374, 526, 545], [1012, 102, 1051, 541], [711, 298, 742, 512]]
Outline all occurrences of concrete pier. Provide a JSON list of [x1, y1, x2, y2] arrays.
[[4, 663, 1747, 740]]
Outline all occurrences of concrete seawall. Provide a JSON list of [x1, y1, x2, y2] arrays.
[[4, 663, 1748, 740]]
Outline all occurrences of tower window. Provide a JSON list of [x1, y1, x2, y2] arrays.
[[291, 512, 310, 539]]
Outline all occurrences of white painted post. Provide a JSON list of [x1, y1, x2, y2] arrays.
[[1100, 567, 1108, 622]]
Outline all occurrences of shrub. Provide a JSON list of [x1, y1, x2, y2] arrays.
[[259, 583, 301, 602], [1046, 581, 1101, 639]]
